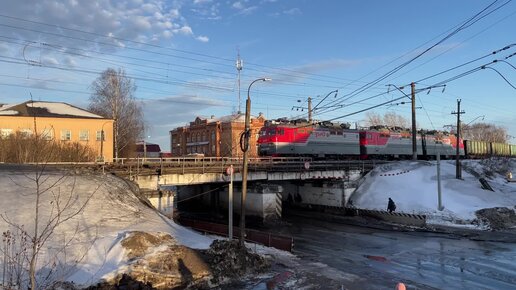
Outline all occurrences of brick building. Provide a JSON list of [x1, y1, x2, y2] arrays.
[[170, 113, 266, 157]]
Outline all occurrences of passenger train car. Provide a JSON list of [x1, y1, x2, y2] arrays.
[[359, 127, 463, 159], [257, 120, 465, 159], [258, 121, 360, 158]]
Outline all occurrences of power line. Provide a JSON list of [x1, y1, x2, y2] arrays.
[[316, 0, 512, 115], [0, 15, 385, 87], [481, 66, 516, 89]]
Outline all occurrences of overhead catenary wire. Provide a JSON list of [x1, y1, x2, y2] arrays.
[[0, 18, 386, 88], [314, 0, 512, 116]]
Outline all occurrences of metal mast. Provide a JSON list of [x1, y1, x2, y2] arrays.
[[236, 50, 243, 114]]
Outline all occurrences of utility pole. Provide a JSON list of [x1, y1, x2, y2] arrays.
[[236, 50, 243, 114], [452, 99, 465, 179], [307, 97, 312, 123], [411, 82, 417, 160], [228, 165, 234, 240], [437, 153, 443, 211], [240, 78, 270, 247]]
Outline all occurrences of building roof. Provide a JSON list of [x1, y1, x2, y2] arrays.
[[135, 141, 161, 153], [199, 112, 265, 123], [0, 101, 106, 119]]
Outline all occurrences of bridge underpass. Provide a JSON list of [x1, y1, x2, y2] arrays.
[[115, 157, 378, 221]]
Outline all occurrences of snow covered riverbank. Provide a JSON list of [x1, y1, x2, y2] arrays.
[[350, 159, 516, 229]]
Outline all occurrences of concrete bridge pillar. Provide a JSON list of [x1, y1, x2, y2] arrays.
[[147, 187, 177, 217]]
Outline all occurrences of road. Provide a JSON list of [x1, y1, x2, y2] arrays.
[[280, 215, 516, 289]]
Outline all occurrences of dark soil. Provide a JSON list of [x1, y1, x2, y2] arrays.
[[475, 207, 516, 230]]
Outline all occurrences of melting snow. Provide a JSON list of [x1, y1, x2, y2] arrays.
[[351, 160, 516, 227], [28, 102, 104, 118]]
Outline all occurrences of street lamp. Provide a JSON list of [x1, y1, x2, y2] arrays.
[[240, 77, 271, 246], [465, 115, 485, 126]]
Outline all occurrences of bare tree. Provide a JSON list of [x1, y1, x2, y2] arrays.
[[462, 122, 508, 143], [90, 68, 144, 159], [365, 111, 409, 129], [365, 112, 382, 127], [383, 112, 409, 128], [1, 165, 98, 289]]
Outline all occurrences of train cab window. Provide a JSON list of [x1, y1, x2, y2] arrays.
[[277, 129, 284, 135], [367, 134, 372, 139], [298, 129, 305, 134]]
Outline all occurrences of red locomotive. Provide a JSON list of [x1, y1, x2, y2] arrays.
[[257, 119, 464, 159]]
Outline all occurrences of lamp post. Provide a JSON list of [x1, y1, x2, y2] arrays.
[[465, 115, 485, 127], [240, 77, 271, 247]]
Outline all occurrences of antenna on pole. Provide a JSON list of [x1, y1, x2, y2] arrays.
[[236, 48, 243, 114]]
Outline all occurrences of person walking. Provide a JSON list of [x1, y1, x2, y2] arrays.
[[387, 197, 396, 213]]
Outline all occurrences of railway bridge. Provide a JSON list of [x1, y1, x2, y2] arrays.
[[109, 157, 383, 220]]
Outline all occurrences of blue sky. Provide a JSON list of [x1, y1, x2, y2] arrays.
[[0, 0, 514, 150]]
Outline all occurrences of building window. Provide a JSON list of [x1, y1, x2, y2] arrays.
[[79, 130, 89, 141], [212, 144, 215, 153], [41, 128, 54, 140], [96, 131, 105, 141], [61, 130, 71, 141], [211, 131, 215, 141], [0, 129, 13, 139], [20, 129, 32, 138]]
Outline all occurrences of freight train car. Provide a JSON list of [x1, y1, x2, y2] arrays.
[[464, 140, 513, 158]]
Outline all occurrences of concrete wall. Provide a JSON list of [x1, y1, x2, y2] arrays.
[[135, 169, 356, 190], [147, 190, 176, 216], [218, 185, 282, 220], [282, 181, 345, 207]]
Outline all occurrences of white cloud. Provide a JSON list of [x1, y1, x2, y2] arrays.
[[174, 25, 193, 36], [270, 59, 361, 83], [63, 56, 77, 67], [190, 3, 221, 20], [41, 56, 59, 66], [0, 43, 9, 54], [232, 1, 245, 10], [196, 35, 209, 42], [0, 0, 204, 55], [194, 0, 212, 4], [283, 8, 301, 15]]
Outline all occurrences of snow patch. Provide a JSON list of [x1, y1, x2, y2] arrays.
[[28, 102, 104, 118], [351, 160, 516, 229]]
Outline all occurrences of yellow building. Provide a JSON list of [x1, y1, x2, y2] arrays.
[[0, 101, 114, 162]]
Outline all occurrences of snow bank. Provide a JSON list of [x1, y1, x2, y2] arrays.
[[350, 160, 516, 227], [0, 167, 213, 287]]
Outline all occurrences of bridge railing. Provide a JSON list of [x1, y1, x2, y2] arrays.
[[110, 156, 382, 175]]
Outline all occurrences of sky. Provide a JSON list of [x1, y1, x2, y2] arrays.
[[0, 0, 514, 151]]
